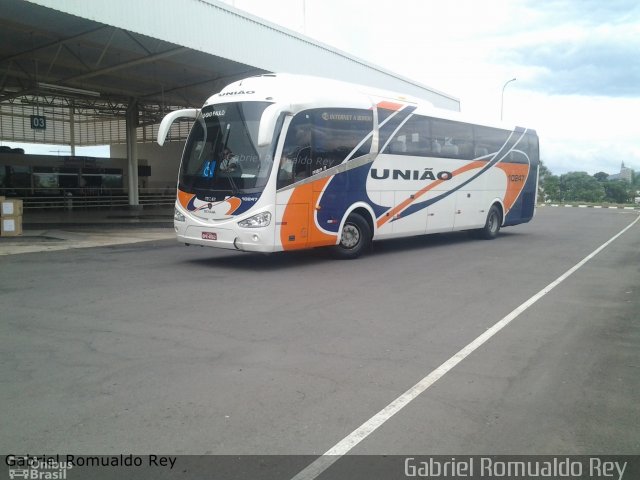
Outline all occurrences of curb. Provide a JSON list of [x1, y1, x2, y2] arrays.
[[539, 204, 640, 210]]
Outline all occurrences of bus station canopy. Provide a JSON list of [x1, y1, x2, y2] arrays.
[[0, 0, 459, 146]]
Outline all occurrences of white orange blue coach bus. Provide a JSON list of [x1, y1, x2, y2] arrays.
[[157, 74, 539, 259]]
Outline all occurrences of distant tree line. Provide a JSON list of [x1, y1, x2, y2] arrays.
[[538, 162, 639, 204]]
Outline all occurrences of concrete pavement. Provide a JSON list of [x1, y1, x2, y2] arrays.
[[1, 208, 638, 460], [0, 207, 174, 255]]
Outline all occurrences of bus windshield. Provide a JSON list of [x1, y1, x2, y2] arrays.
[[179, 102, 273, 194]]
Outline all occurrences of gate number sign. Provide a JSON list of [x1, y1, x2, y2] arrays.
[[30, 115, 46, 130]]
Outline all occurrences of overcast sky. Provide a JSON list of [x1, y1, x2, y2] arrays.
[[4, 1, 638, 176], [222, 0, 640, 176]]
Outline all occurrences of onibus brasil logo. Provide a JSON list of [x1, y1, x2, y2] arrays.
[[6, 455, 72, 479]]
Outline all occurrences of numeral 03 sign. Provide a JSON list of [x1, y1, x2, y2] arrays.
[[30, 115, 46, 130]]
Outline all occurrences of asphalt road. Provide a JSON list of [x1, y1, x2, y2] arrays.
[[1, 207, 639, 460]]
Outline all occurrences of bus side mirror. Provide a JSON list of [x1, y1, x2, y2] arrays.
[[157, 108, 199, 146], [257, 104, 284, 147]]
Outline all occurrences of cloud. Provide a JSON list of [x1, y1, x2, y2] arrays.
[[509, 92, 640, 175], [541, 139, 640, 176], [494, 1, 640, 97], [502, 32, 640, 97], [524, 0, 640, 26], [226, 0, 640, 176]]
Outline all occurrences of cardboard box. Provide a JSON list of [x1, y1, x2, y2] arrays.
[[1, 199, 23, 216], [1, 215, 22, 236]]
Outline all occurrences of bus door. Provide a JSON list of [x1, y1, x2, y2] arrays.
[[277, 108, 374, 248], [276, 116, 313, 250], [277, 191, 310, 250]]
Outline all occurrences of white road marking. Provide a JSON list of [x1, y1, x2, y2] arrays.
[[291, 213, 640, 480]]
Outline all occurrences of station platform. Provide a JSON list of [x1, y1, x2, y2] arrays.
[[1, 207, 175, 256]]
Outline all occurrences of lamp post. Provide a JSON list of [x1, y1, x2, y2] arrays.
[[302, 0, 307, 34], [500, 77, 516, 121]]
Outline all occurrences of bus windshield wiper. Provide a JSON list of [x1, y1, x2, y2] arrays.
[[225, 166, 239, 196], [220, 124, 240, 196]]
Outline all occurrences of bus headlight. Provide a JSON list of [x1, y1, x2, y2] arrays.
[[174, 208, 186, 222], [238, 212, 271, 228]]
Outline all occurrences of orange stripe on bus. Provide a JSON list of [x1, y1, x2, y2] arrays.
[[225, 197, 242, 215], [177, 189, 195, 210], [377, 160, 485, 228], [497, 164, 530, 213], [376, 101, 404, 111]]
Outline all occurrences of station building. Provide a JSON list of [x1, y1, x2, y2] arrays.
[[0, 0, 459, 209]]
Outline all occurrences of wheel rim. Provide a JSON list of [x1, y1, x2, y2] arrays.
[[340, 223, 360, 249]]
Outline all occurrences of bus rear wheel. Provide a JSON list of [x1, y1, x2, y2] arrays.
[[474, 204, 502, 240], [331, 213, 372, 259]]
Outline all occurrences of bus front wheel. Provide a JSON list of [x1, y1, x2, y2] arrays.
[[331, 213, 372, 259]]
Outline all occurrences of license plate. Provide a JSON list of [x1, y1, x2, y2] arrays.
[[201, 232, 217, 240]]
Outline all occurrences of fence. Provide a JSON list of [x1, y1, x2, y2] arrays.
[[0, 187, 176, 210]]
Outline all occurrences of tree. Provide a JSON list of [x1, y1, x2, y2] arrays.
[[539, 161, 552, 179], [593, 171, 609, 182], [543, 175, 561, 201], [604, 180, 633, 204], [559, 172, 605, 203], [537, 160, 560, 201]]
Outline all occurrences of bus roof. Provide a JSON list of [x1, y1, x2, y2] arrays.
[[204, 73, 536, 135]]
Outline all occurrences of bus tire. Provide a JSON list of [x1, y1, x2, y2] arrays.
[[475, 204, 502, 240], [331, 213, 372, 259]]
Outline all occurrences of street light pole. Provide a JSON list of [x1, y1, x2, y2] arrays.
[[302, 0, 306, 34], [501, 77, 516, 121]]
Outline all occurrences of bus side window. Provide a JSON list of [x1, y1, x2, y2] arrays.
[[430, 119, 473, 160], [474, 126, 509, 160], [382, 115, 431, 157], [313, 108, 373, 171], [277, 108, 373, 189], [509, 134, 529, 164], [278, 114, 312, 189]]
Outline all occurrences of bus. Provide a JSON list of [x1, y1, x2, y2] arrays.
[[157, 74, 539, 259]]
